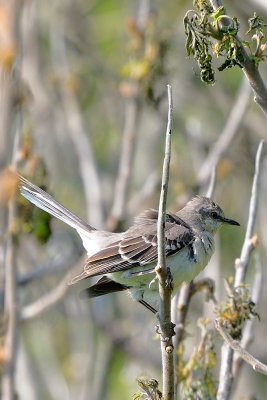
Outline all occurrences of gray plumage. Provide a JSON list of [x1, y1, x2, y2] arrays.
[[19, 177, 239, 312]]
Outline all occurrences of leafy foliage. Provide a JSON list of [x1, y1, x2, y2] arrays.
[[184, 2, 267, 84], [215, 277, 259, 340], [184, 8, 215, 84]]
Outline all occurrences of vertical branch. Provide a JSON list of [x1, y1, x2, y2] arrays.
[[108, 0, 150, 230], [2, 116, 22, 400], [155, 84, 174, 400], [196, 78, 251, 188], [2, 199, 17, 400], [232, 253, 263, 379], [216, 140, 265, 400], [0, 0, 16, 168], [234, 140, 265, 286], [109, 95, 140, 228], [49, 10, 105, 228], [0, 0, 21, 398]]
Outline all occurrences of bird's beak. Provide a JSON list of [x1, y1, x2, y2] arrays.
[[222, 216, 240, 226]]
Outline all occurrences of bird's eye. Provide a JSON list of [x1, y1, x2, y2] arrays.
[[211, 211, 218, 218]]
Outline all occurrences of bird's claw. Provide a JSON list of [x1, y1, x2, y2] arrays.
[[165, 267, 173, 290], [149, 275, 158, 288], [155, 322, 176, 341]]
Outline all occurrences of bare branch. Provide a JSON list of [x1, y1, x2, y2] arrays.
[[2, 121, 22, 399], [19, 267, 78, 321], [128, 169, 159, 216], [216, 140, 265, 400], [196, 78, 251, 188], [233, 253, 263, 378], [108, 0, 152, 230], [205, 166, 217, 198], [2, 200, 17, 400], [155, 84, 174, 400], [49, 14, 105, 228], [174, 282, 192, 350], [215, 319, 267, 375], [234, 140, 265, 286], [109, 94, 140, 228]]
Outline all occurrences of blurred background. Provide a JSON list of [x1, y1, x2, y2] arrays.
[[1, 0, 267, 399]]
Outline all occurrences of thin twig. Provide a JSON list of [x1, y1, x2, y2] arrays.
[[108, 0, 150, 230], [215, 319, 267, 375], [205, 165, 217, 199], [209, 0, 267, 115], [128, 169, 159, 215], [2, 200, 17, 400], [234, 140, 265, 286], [155, 84, 174, 400], [19, 267, 80, 321], [49, 12, 104, 228], [109, 94, 140, 228], [2, 117, 22, 399], [216, 140, 265, 400], [174, 282, 193, 351], [233, 253, 263, 379], [196, 78, 251, 188]]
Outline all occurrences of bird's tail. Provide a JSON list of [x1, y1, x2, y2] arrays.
[[19, 176, 96, 237]]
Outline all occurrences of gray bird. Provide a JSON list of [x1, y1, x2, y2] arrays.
[[20, 177, 239, 313]]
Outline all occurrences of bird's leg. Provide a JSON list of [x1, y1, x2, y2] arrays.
[[165, 266, 173, 290], [155, 313, 176, 341], [149, 275, 158, 288], [138, 300, 158, 314], [138, 300, 175, 338]]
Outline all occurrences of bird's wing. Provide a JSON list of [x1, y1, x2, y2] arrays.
[[69, 209, 195, 283]]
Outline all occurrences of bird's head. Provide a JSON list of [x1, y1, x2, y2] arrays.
[[179, 196, 240, 235]]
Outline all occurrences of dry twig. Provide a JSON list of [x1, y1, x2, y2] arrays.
[[2, 117, 22, 400], [216, 319, 267, 375], [196, 78, 251, 188], [19, 264, 83, 321], [216, 140, 265, 400], [155, 84, 174, 400], [49, 13, 104, 228], [233, 253, 263, 378]]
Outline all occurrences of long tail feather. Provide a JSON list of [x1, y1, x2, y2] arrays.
[[19, 176, 96, 236]]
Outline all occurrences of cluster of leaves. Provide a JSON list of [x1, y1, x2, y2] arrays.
[[184, 1, 267, 84], [213, 16, 244, 72], [17, 139, 52, 244], [245, 13, 267, 65], [184, 3, 215, 84], [120, 16, 170, 106], [177, 318, 217, 400], [215, 277, 259, 340], [133, 377, 162, 400]]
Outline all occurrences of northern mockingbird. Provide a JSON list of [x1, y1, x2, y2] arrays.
[[20, 177, 239, 313]]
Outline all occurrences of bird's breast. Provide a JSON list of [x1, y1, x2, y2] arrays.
[[168, 232, 215, 291]]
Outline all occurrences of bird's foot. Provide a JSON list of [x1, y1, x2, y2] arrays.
[[155, 321, 176, 341], [165, 267, 173, 290], [149, 275, 158, 288]]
